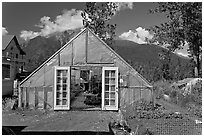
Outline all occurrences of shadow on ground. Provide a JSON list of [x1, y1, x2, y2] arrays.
[[2, 126, 114, 135]]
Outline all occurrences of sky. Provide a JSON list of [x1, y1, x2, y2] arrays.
[[2, 2, 188, 56]]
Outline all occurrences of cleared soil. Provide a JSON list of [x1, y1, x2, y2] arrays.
[[2, 92, 119, 135]]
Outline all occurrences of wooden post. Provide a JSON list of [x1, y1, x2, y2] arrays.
[[35, 87, 38, 109], [18, 86, 21, 108], [26, 87, 29, 108], [85, 29, 88, 63], [44, 86, 47, 110]]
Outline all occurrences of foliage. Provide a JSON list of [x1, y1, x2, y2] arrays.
[[2, 97, 18, 110], [150, 2, 202, 77], [81, 2, 117, 45], [153, 80, 173, 99], [125, 99, 184, 120], [84, 95, 101, 106]]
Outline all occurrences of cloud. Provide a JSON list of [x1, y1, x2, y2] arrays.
[[20, 30, 40, 41], [176, 52, 189, 57], [2, 27, 8, 35], [116, 2, 134, 11], [119, 27, 153, 44], [20, 9, 83, 41]]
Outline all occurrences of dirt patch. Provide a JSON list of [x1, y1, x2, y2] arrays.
[[2, 109, 119, 135]]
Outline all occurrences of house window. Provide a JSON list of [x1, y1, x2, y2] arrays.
[[2, 64, 11, 79], [16, 54, 18, 59]]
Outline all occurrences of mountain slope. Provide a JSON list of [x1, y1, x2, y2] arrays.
[[111, 40, 190, 64], [22, 34, 193, 81]]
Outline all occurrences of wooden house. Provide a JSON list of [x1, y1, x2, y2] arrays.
[[2, 35, 26, 96]]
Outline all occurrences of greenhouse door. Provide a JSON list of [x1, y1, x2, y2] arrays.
[[54, 66, 70, 110], [102, 67, 118, 110]]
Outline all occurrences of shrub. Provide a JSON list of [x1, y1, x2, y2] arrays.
[[153, 80, 173, 99]]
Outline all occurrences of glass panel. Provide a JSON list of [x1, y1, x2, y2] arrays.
[[105, 85, 109, 91], [110, 99, 115, 106], [56, 99, 61, 105], [57, 85, 61, 90], [110, 78, 115, 84], [111, 70, 115, 77], [105, 92, 109, 98], [57, 77, 61, 83], [62, 99, 67, 105], [63, 92, 67, 98], [62, 78, 67, 84], [110, 85, 115, 91], [63, 84, 67, 90], [105, 99, 109, 105], [62, 70, 68, 77], [57, 70, 62, 76], [105, 70, 109, 77], [110, 92, 115, 98], [56, 92, 61, 98], [105, 78, 109, 84]]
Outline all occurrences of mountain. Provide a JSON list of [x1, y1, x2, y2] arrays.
[[22, 32, 193, 82], [22, 29, 81, 72], [111, 40, 190, 64]]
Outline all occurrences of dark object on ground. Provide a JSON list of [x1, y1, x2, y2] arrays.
[[84, 94, 101, 105], [2, 127, 15, 135]]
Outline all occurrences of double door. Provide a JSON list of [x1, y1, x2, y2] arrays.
[[54, 66, 118, 110]]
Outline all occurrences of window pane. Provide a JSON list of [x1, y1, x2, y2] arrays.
[[56, 99, 61, 105], [57, 85, 61, 90], [110, 92, 115, 98], [105, 78, 109, 84], [110, 99, 115, 106], [111, 70, 115, 77], [2, 64, 10, 79], [105, 85, 109, 91], [57, 70, 62, 76], [105, 70, 109, 77], [110, 85, 115, 91], [110, 78, 115, 84], [105, 92, 109, 98], [62, 78, 67, 83], [62, 99, 67, 105], [105, 99, 109, 105], [63, 84, 67, 90], [62, 70, 68, 77], [63, 92, 67, 98], [57, 77, 61, 83], [56, 92, 61, 98]]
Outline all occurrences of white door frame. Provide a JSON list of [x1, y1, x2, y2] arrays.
[[54, 66, 70, 110], [102, 67, 118, 110]]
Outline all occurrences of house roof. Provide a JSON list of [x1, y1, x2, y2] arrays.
[[2, 35, 26, 55], [2, 35, 15, 50]]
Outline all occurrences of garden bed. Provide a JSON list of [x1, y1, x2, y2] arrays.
[[122, 100, 202, 135]]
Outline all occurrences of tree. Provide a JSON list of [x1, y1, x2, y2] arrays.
[[81, 2, 118, 45], [150, 2, 202, 77], [158, 49, 172, 80]]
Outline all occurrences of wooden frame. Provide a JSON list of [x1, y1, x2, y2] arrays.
[[54, 66, 70, 110], [102, 67, 118, 110]]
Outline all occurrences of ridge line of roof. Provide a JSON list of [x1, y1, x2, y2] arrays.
[[20, 28, 86, 85], [2, 35, 15, 50]]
